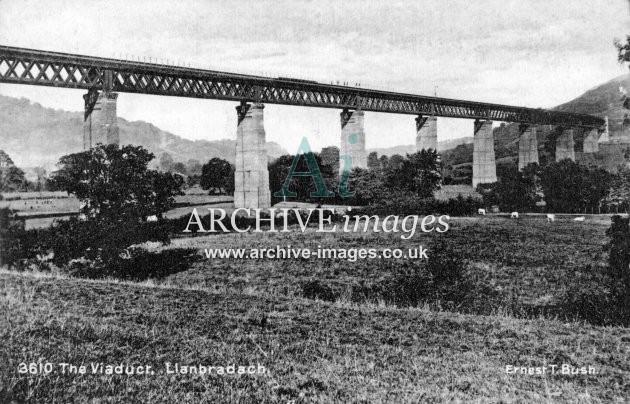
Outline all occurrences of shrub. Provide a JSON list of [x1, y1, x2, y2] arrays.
[[559, 216, 630, 326], [606, 215, 630, 292], [605, 215, 630, 322], [65, 247, 198, 281], [301, 280, 336, 302], [0, 208, 28, 267], [1, 215, 171, 270], [367, 241, 502, 313], [353, 194, 481, 217], [559, 270, 619, 326]]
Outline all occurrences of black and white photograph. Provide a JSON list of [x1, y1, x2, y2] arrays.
[[1, 0, 629, 402]]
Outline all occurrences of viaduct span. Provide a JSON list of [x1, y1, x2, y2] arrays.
[[0, 46, 607, 208]]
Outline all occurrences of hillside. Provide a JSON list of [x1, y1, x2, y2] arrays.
[[368, 137, 473, 157], [0, 95, 287, 170], [554, 73, 630, 120], [445, 73, 630, 171]]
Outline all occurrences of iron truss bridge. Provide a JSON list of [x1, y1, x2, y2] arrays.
[[0, 45, 604, 128]]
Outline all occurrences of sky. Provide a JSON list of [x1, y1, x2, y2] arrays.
[[0, 0, 629, 153]]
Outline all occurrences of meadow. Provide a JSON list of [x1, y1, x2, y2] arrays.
[[1, 216, 629, 402]]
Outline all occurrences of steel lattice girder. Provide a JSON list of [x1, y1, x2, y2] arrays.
[[0, 45, 605, 128]]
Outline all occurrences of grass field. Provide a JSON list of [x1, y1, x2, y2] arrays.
[[1, 216, 629, 402], [166, 215, 612, 309]]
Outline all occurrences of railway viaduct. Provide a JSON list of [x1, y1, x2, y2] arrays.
[[0, 46, 606, 208]]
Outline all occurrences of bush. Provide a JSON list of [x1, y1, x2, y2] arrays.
[[1, 215, 171, 269], [606, 215, 630, 293], [301, 280, 336, 302], [0, 208, 28, 267], [559, 272, 619, 326], [353, 194, 481, 217], [378, 241, 501, 313], [559, 216, 630, 326], [344, 241, 502, 314], [65, 247, 198, 281]]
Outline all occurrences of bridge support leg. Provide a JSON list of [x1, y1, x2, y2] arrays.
[[598, 116, 610, 143], [234, 102, 271, 209], [518, 124, 539, 170], [472, 119, 497, 188], [83, 91, 119, 149], [415, 115, 437, 152], [583, 128, 600, 153], [555, 128, 575, 161], [339, 108, 367, 173]]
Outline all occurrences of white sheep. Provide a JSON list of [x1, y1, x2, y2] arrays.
[[573, 216, 585, 222], [478, 208, 486, 215], [546, 214, 556, 222], [146, 215, 158, 222], [510, 212, 519, 219]]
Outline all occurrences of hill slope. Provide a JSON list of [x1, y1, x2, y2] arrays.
[[554, 73, 630, 120], [1, 268, 627, 402], [0, 95, 287, 170], [445, 73, 630, 171]]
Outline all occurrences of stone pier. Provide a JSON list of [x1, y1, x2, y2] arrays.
[[598, 116, 610, 143], [234, 102, 271, 209], [340, 108, 367, 173], [83, 91, 119, 149], [518, 124, 539, 170], [555, 128, 575, 161], [472, 119, 497, 187], [583, 128, 600, 153], [415, 115, 437, 152]]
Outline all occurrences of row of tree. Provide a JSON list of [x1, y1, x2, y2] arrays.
[[268, 147, 442, 205], [0, 150, 48, 193], [477, 159, 630, 213]]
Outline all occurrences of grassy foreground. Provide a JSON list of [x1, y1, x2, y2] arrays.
[[1, 269, 629, 403]]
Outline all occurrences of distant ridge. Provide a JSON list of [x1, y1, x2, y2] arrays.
[[0, 95, 287, 170]]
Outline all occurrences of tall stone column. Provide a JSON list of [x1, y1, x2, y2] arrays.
[[339, 108, 367, 173], [518, 124, 539, 170], [472, 119, 497, 188], [234, 102, 271, 209], [415, 115, 438, 152], [583, 128, 600, 153], [556, 128, 575, 161], [83, 91, 119, 149]]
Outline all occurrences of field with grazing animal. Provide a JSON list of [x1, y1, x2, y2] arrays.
[[1, 215, 629, 402]]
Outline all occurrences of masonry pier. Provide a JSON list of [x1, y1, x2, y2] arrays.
[[234, 102, 271, 209]]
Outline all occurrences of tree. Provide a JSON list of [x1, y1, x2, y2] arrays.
[[477, 163, 540, 211], [172, 162, 188, 175], [33, 167, 47, 192], [387, 150, 442, 198], [0, 165, 28, 192], [0, 150, 28, 192], [388, 154, 405, 171], [159, 152, 175, 172], [367, 152, 380, 171], [614, 35, 630, 109], [186, 159, 203, 176], [269, 151, 335, 202], [348, 168, 385, 204], [540, 159, 614, 213], [606, 166, 630, 213], [200, 158, 234, 195], [50, 144, 183, 221], [320, 146, 339, 169], [378, 155, 390, 172]]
